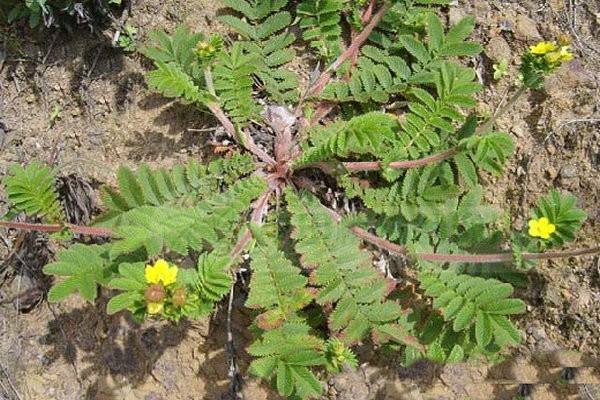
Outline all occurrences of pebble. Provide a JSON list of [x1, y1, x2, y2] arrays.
[[499, 19, 514, 32], [448, 7, 467, 26], [486, 36, 512, 62], [514, 15, 541, 41], [545, 166, 558, 180], [560, 164, 577, 179]]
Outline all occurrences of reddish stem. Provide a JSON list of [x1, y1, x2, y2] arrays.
[[207, 102, 275, 165], [0, 220, 113, 237], [306, 4, 389, 99], [342, 148, 460, 172], [228, 189, 273, 261]]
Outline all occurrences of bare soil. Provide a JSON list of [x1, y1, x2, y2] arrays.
[[1, 0, 599, 399]]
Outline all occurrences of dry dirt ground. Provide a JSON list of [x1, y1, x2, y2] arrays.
[[1, 0, 600, 399]]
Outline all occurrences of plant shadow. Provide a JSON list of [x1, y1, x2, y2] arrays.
[[39, 295, 191, 399]]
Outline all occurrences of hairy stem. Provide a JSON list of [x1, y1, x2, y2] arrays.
[[316, 200, 600, 264], [0, 220, 113, 237], [306, 4, 389, 99], [229, 189, 273, 261], [342, 148, 460, 172]]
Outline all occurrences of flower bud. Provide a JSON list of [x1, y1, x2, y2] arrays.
[[172, 287, 187, 306], [145, 284, 166, 303]]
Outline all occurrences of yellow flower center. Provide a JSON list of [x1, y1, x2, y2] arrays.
[[528, 217, 556, 240], [145, 259, 178, 286]]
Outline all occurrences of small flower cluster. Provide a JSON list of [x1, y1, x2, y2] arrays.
[[520, 38, 574, 89], [195, 34, 223, 61], [144, 259, 187, 316], [529, 41, 573, 64]]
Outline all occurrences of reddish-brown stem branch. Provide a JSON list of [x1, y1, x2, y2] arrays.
[[306, 4, 389, 99], [228, 189, 273, 261], [342, 148, 460, 172], [206, 103, 275, 166], [416, 246, 600, 263], [315, 198, 600, 264], [0, 220, 113, 237]]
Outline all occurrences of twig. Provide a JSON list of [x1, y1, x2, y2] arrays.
[[224, 282, 244, 400], [42, 33, 59, 65], [0, 361, 23, 400], [556, 118, 600, 131], [111, 1, 131, 47]]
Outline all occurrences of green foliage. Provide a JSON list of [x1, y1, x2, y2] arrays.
[[108, 176, 267, 258], [287, 189, 417, 347], [44, 244, 112, 302], [297, 0, 344, 62], [247, 224, 312, 329], [299, 112, 401, 164], [249, 323, 325, 399], [118, 24, 138, 52], [3, 162, 64, 223], [418, 270, 525, 358], [324, 338, 359, 372], [98, 153, 254, 225], [219, 0, 298, 102], [213, 43, 263, 124], [493, 59, 509, 80]]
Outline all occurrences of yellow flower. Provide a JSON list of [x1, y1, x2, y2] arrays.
[[545, 51, 562, 63], [544, 45, 574, 64], [147, 302, 164, 314], [530, 41, 558, 55], [528, 217, 556, 240], [558, 46, 574, 61], [145, 259, 178, 286]]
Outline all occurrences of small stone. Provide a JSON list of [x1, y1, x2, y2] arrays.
[[546, 143, 556, 155], [499, 19, 513, 32], [448, 7, 467, 26], [545, 286, 563, 307], [560, 164, 577, 179], [486, 36, 512, 62], [516, 166, 526, 176], [144, 392, 163, 400], [514, 15, 541, 41], [545, 166, 558, 180]]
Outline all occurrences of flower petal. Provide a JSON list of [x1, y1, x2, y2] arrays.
[[145, 264, 160, 284], [147, 302, 164, 314]]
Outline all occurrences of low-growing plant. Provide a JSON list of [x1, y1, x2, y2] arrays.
[[1, 1, 598, 399], [2, 0, 121, 29]]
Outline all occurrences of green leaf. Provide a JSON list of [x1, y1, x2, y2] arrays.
[[107, 292, 141, 314], [4, 162, 63, 223], [44, 244, 110, 303], [453, 302, 476, 331], [400, 35, 431, 64], [475, 310, 493, 347]]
